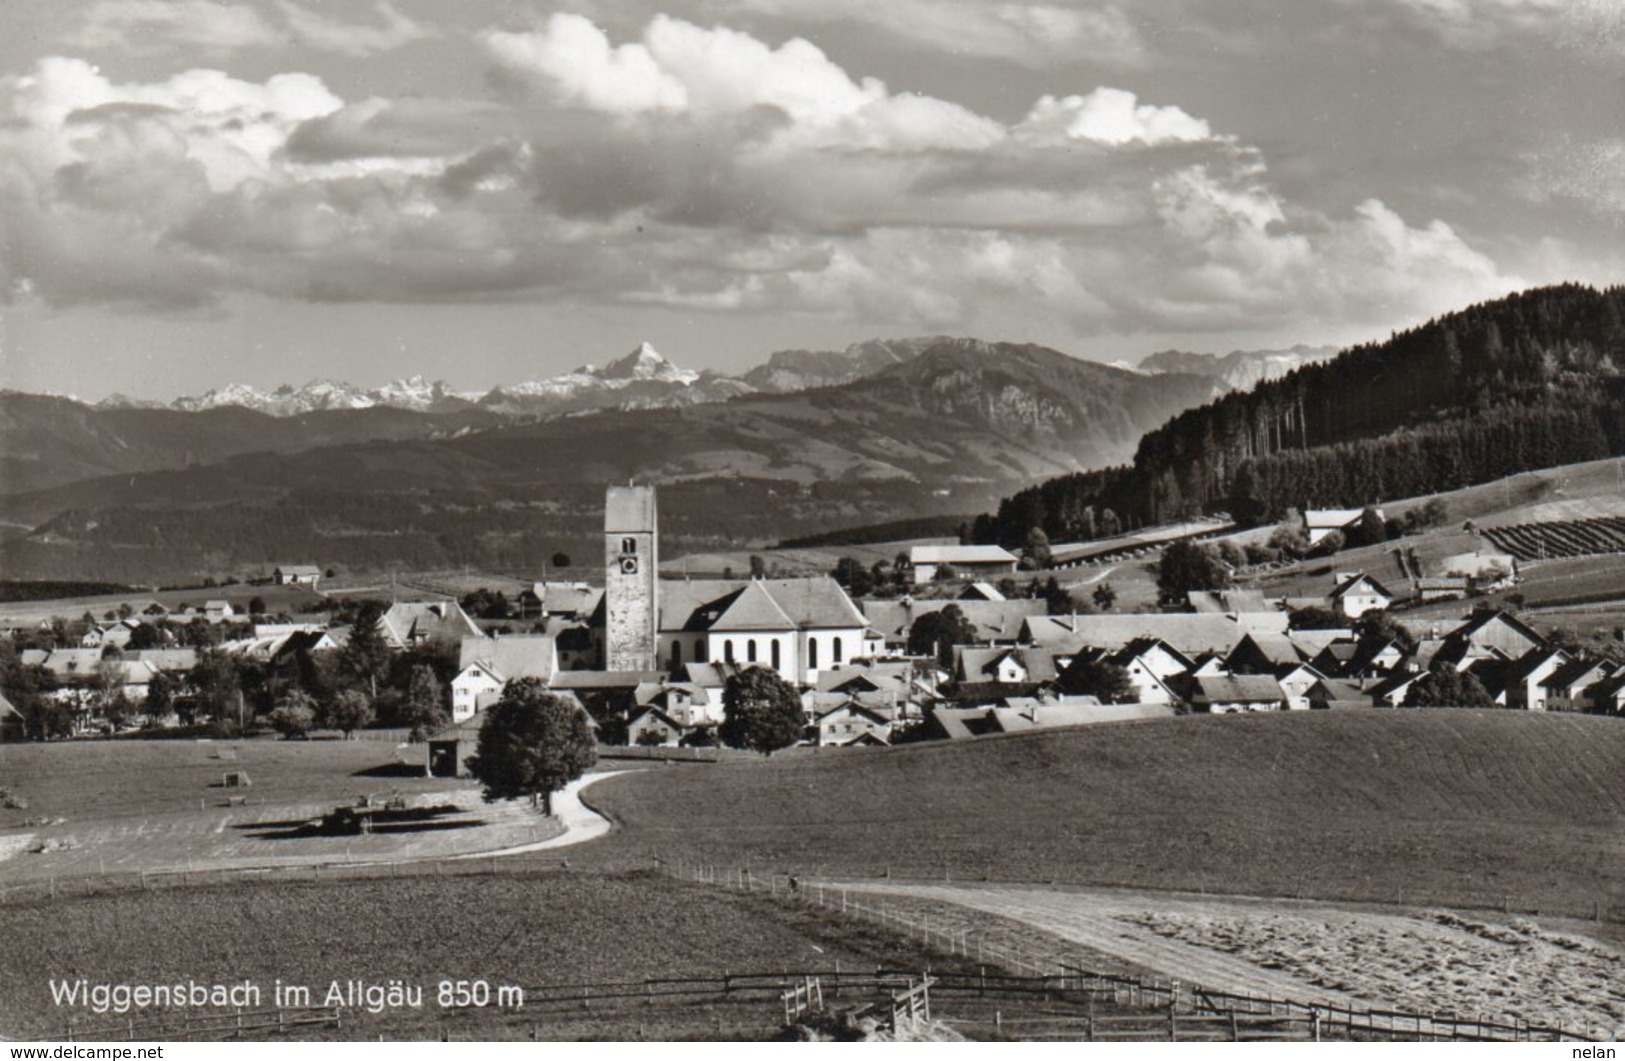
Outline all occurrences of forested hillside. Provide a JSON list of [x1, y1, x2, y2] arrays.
[[0, 341, 1218, 581], [981, 284, 1625, 545]]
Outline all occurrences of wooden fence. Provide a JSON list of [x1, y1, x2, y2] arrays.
[[63, 1007, 341, 1042], [671, 857, 1609, 1043]]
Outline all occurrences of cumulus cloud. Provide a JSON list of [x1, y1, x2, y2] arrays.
[[1, 12, 1520, 343], [484, 15, 687, 114], [482, 14, 1004, 152], [67, 0, 428, 57], [1018, 89, 1215, 146]]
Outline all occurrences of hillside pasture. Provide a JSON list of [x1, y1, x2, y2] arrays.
[[589, 711, 1625, 921], [0, 740, 457, 827], [0, 582, 326, 626], [0, 740, 583, 884], [0, 871, 973, 1040]]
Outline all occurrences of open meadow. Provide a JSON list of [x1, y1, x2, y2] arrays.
[[588, 711, 1625, 920], [0, 870, 985, 1041], [0, 740, 578, 884]]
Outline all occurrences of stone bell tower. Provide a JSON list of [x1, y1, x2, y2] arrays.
[[604, 483, 659, 672]]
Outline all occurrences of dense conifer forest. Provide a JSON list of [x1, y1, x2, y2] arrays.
[[978, 284, 1625, 546]]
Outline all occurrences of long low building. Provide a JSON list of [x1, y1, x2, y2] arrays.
[[908, 545, 1020, 584]]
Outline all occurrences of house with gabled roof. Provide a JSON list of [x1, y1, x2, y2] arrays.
[[1091, 638, 1193, 705], [1451, 609, 1544, 660], [1586, 670, 1625, 715], [273, 564, 322, 586], [1369, 669, 1423, 707], [1503, 646, 1571, 711], [1347, 637, 1406, 678], [450, 634, 557, 721], [1305, 509, 1376, 546], [1540, 658, 1613, 712], [954, 646, 1059, 688], [1275, 661, 1329, 710], [378, 601, 483, 650], [1327, 572, 1395, 618], [863, 598, 1046, 650], [627, 706, 686, 747], [1227, 631, 1303, 675], [908, 544, 1018, 584], [1305, 677, 1369, 710], [815, 700, 893, 747], [1191, 674, 1287, 713], [519, 581, 603, 621], [1309, 639, 1360, 678], [1023, 611, 1290, 658]]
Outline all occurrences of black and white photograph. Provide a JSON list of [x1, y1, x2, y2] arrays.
[[0, 0, 1623, 1045]]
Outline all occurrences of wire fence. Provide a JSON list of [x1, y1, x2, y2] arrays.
[[13, 852, 1615, 1043], [670, 855, 1625, 927], [669, 857, 1613, 1043]]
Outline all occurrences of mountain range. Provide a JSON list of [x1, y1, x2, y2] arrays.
[[1135, 344, 1340, 391], [0, 338, 1226, 581], [88, 337, 1310, 419]]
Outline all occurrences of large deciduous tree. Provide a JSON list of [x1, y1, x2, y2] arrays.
[[268, 690, 317, 739], [467, 679, 597, 813], [1058, 658, 1135, 703], [324, 688, 375, 739], [1404, 663, 1495, 708], [400, 664, 448, 742], [720, 667, 804, 755], [907, 605, 978, 669], [1156, 541, 1232, 604]]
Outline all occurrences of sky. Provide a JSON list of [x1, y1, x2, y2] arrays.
[[1, 0, 1623, 400]]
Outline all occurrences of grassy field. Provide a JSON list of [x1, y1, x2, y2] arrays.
[[0, 583, 326, 625], [0, 740, 460, 827], [0, 870, 980, 1041], [588, 711, 1625, 920]]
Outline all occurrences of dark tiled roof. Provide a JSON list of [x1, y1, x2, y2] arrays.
[[1194, 675, 1286, 703]]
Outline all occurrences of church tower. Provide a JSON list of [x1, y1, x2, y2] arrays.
[[604, 484, 659, 672]]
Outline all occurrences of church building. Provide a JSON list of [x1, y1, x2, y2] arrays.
[[603, 484, 660, 672], [594, 483, 870, 686]]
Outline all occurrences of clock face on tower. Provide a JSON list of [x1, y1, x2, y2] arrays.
[[619, 556, 640, 575]]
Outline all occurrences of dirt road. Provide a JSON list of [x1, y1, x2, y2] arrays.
[[837, 881, 1624, 1036]]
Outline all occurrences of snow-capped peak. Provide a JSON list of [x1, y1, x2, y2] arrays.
[[372, 375, 470, 409], [597, 341, 698, 384], [173, 383, 277, 413]]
